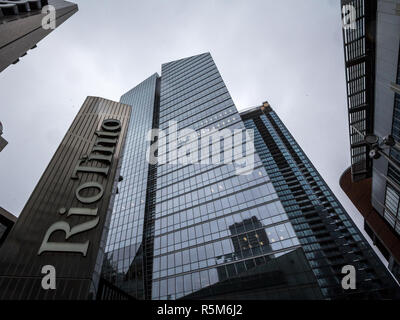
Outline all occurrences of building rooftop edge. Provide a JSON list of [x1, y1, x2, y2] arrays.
[[0, 207, 17, 223], [239, 101, 273, 117]]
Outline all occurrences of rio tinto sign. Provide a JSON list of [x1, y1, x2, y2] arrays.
[[38, 119, 122, 256], [0, 96, 131, 299]]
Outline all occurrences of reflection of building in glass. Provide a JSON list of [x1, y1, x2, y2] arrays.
[[183, 247, 324, 300], [339, 0, 400, 283], [229, 216, 271, 259], [240, 102, 400, 299], [216, 216, 272, 281], [100, 244, 144, 299]]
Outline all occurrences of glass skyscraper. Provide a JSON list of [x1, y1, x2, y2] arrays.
[[241, 102, 399, 299], [100, 53, 400, 300], [101, 74, 160, 298]]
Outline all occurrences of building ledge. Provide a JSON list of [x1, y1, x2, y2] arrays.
[[339, 167, 400, 265]]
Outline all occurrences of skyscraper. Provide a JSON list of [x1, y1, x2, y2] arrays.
[[0, 0, 78, 73], [340, 0, 400, 283], [100, 53, 323, 300], [100, 53, 400, 300], [241, 102, 399, 299], [100, 73, 160, 299]]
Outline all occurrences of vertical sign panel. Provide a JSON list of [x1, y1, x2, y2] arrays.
[[0, 96, 131, 299]]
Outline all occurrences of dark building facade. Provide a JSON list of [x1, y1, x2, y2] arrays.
[[0, 96, 131, 299], [0, 0, 78, 73], [340, 0, 400, 282], [240, 102, 400, 299], [0, 207, 16, 247], [100, 53, 399, 300]]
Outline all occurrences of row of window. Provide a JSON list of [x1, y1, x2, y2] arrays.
[[151, 249, 295, 299], [160, 55, 213, 95], [154, 201, 286, 247]]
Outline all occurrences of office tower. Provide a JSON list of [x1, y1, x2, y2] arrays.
[[100, 53, 325, 300], [340, 0, 400, 282], [0, 0, 78, 73], [100, 53, 399, 300], [241, 102, 400, 299], [100, 73, 161, 299], [0, 207, 16, 247], [0, 122, 7, 152], [0, 97, 131, 299]]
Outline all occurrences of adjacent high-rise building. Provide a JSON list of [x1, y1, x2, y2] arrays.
[[340, 0, 400, 283], [0, 0, 78, 73], [100, 53, 400, 300], [241, 102, 399, 299]]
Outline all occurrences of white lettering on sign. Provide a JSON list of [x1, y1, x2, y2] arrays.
[[37, 119, 122, 256]]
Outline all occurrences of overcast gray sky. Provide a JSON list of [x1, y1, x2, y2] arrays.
[[1, 0, 384, 261]]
